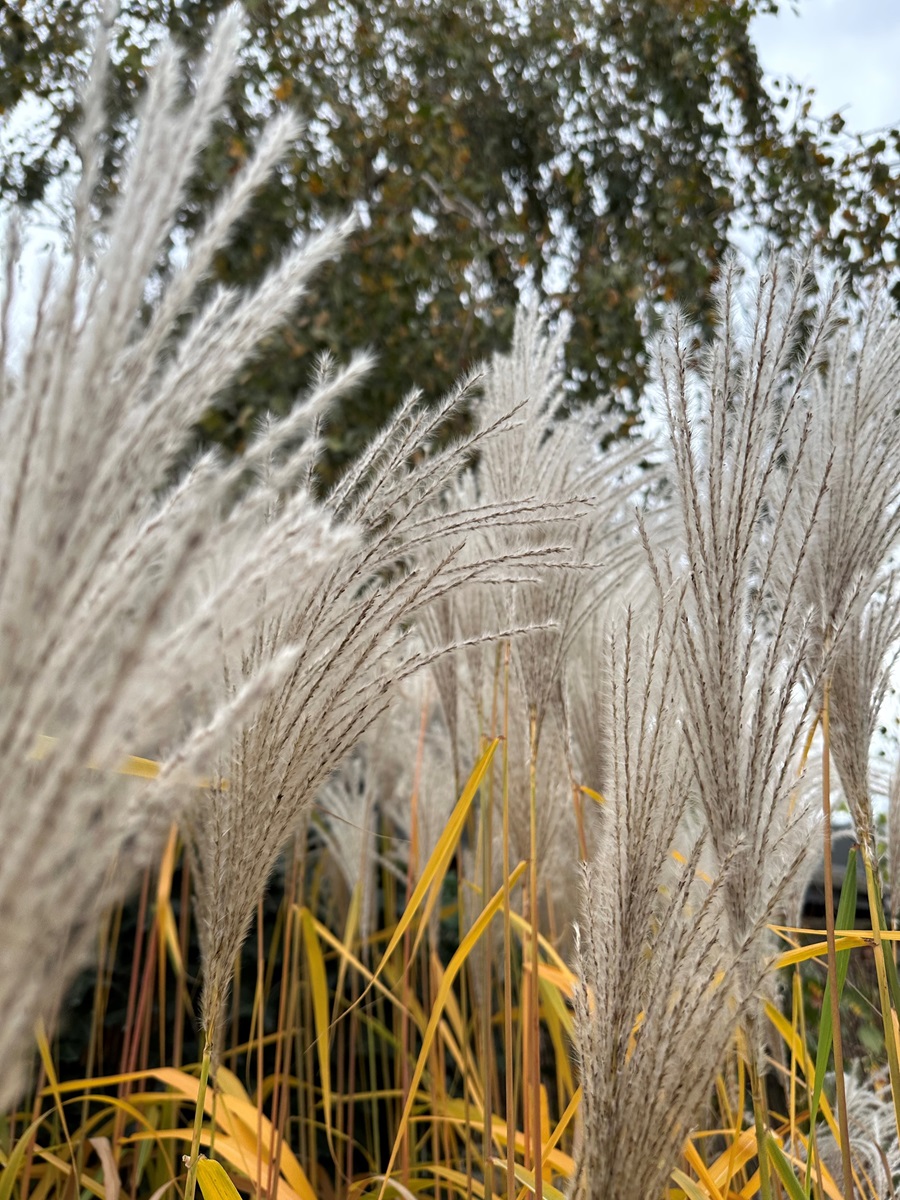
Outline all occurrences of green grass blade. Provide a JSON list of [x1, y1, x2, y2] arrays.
[[809, 847, 857, 1128], [767, 1133, 806, 1200]]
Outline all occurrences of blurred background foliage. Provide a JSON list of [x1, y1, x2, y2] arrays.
[[2, 0, 899, 476]]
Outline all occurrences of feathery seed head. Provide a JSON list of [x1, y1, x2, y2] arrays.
[[0, 6, 354, 1106]]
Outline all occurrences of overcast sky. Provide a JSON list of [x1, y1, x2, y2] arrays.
[[752, 0, 900, 134]]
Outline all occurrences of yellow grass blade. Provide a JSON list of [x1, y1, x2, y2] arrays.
[[671, 1168, 715, 1200], [775, 936, 866, 969], [503, 1162, 567, 1200], [214, 1068, 252, 1106], [682, 1140, 724, 1200], [441, 1102, 576, 1178], [0, 1114, 52, 1200], [26, 736, 224, 787], [27, 733, 162, 779], [423, 1165, 488, 1200], [35, 1018, 75, 1164], [703, 1128, 757, 1190], [156, 826, 186, 976], [376, 860, 527, 1200], [507, 912, 571, 978], [195, 1157, 244, 1200], [541, 1087, 581, 1177], [379, 739, 498, 970], [770, 924, 900, 941], [11, 1147, 107, 1198], [578, 786, 606, 806], [739, 1166, 761, 1199], [536, 964, 577, 998], [539, 1086, 552, 1184], [300, 905, 335, 1159], [331, 879, 362, 1023], [300, 914, 416, 1020], [429, 961, 483, 1108], [38, 1067, 196, 1095]]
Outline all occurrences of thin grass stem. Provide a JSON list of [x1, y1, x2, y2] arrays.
[[821, 673, 855, 1200], [860, 845, 900, 1146], [184, 1026, 214, 1200], [502, 643, 516, 1200], [528, 709, 542, 1200], [749, 1059, 773, 1200]]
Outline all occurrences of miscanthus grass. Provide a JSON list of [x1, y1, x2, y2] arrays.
[[0, 10, 590, 1193], [6, 10, 900, 1200], [571, 603, 747, 1200], [0, 5, 367, 1112]]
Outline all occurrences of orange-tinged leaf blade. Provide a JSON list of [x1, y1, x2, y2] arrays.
[[775, 934, 865, 969]]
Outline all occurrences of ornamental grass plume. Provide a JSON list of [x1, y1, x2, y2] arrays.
[[0, 6, 362, 1109], [563, 603, 630, 809], [826, 595, 900, 857], [183, 349, 592, 1069], [418, 308, 653, 929], [474, 308, 652, 742], [778, 284, 900, 1161], [643, 257, 839, 1066], [782, 287, 900, 859], [570, 603, 745, 1200]]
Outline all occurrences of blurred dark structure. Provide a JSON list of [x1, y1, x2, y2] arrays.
[[801, 826, 890, 930]]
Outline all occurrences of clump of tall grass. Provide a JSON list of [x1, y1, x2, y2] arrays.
[[0, 2, 592, 1153], [7, 10, 900, 1200], [571, 257, 900, 1198], [783, 281, 900, 1158], [785, 285, 900, 856], [0, 7, 371, 1110]]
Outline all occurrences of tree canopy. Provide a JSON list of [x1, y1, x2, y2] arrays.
[[3, 0, 898, 468]]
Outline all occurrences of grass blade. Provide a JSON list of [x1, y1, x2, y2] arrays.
[[809, 847, 858, 1137], [196, 1156, 244, 1200], [767, 1134, 806, 1200], [377, 860, 528, 1200]]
